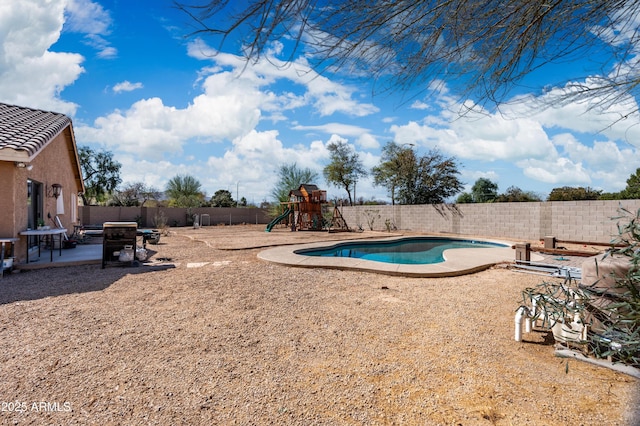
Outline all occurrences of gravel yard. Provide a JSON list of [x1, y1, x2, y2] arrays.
[[0, 225, 637, 425]]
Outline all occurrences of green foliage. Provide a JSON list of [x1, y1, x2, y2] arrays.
[[165, 174, 204, 208], [456, 192, 473, 203], [547, 186, 602, 201], [521, 207, 640, 367], [594, 206, 640, 365], [78, 145, 122, 205], [471, 178, 498, 202], [271, 163, 319, 203], [621, 168, 640, 199], [371, 142, 414, 205], [210, 189, 235, 207], [600, 192, 623, 200], [323, 140, 367, 206], [395, 148, 463, 205], [495, 186, 541, 202], [372, 143, 462, 205]]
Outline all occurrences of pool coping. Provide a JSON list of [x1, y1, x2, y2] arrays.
[[258, 236, 544, 278]]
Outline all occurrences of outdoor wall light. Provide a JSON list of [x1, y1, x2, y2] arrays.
[[48, 183, 62, 199], [14, 162, 33, 170]]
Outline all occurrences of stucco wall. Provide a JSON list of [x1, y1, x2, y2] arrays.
[[2, 128, 82, 263], [79, 206, 271, 228], [0, 161, 16, 235], [340, 200, 640, 244]]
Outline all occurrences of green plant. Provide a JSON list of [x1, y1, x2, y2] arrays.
[[520, 206, 640, 367], [590, 207, 640, 365]]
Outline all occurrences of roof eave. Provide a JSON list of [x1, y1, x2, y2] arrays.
[[0, 148, 34, 162]]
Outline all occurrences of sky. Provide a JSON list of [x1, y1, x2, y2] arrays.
[[2, 0, 640, 204]]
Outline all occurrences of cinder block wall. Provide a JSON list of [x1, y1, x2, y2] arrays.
[[340, 200, 640, 244]]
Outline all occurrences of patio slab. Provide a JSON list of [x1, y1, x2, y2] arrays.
[[15, 243, 102, 270], [258, 236, 541, 277]]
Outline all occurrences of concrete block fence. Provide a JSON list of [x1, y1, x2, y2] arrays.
[[79, 206, 271, 228], [339, 200, 640, 244]]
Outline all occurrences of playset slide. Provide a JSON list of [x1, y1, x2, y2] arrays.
[[265, 208, 291, 232]]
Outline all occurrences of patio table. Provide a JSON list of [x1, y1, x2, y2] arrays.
[[19, 228, 66, 263]]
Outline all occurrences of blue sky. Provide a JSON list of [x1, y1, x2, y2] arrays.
[[2, 0, 640, 204]]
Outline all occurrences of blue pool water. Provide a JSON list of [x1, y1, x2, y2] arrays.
[[297, 237, 508, 265]]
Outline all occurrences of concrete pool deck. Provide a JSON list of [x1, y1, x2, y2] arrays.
[[258, 237, 545, 278]]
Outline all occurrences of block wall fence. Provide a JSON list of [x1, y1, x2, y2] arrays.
[[339, 200, 640, 244], [79, 206, 271, 228]]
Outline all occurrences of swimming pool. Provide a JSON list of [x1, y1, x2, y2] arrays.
[[296, 237, 509, 265], [257, 235, 518, 277]]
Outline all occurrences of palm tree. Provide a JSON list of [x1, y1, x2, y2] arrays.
[[165, 174, 204, 208]]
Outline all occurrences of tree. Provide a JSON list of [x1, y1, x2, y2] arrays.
[[109, 182, 162, 207], [210, 189, 235, 207], [621, 168, 640, 199], [271, 163, 319, 203], [180, 1, 640, 120], [165, 174, 205, 208], [372, 143, 462, 205], [495, 186, 542, 202], [396, 149, 463, 205], [471, 178, 499, 203], [547, 186, 602, 201], [323, 141, 367, 206], [78, 145, 121, 205], [456, 192, 474, 204], [371, 142, 415, 205]]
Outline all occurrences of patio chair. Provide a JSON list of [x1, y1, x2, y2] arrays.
[[53, 215, 70, 245]]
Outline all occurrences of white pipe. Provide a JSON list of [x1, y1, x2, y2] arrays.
[[515, 306, 528, 341]]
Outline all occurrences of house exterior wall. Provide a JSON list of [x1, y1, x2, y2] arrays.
[[0, 161, 17, 236], [2, 128, 82, 263], [340, 200, 640, 244]]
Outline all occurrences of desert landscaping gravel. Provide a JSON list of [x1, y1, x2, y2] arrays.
[[0, 225, 637, 425]]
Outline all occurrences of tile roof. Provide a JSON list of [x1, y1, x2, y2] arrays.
[[0, 103, 72, 158]]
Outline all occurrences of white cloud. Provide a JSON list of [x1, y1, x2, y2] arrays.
[[187, 39, 379, 118], [518, 157, 592, 185], [0, 0, 83, 114], [113, 81, 143, 93], [76, 70, 264, 159], [510, 78, 640, 147], [390, 112, 556, 163], [80, 40, 381, 161], [386, 90, 640, 192], [292, 122, 371, 137], [356, 133, 380, 150], [64, 0, 116, 58], [410, 100, 429, 110], [64, 0, 111, 34]]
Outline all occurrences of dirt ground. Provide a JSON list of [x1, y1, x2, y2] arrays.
[[0, 225, 637, 425]]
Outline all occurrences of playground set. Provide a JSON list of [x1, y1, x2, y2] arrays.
[[265, 184, 349, 232]]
